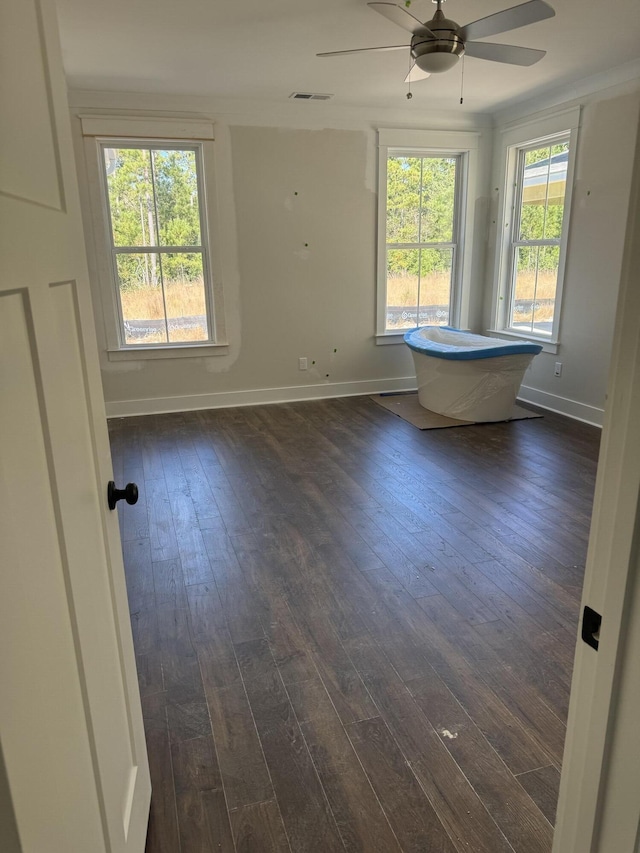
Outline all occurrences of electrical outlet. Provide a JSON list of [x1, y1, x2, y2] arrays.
[[298, 357, 307, 371], [554, 362, 563, 377]]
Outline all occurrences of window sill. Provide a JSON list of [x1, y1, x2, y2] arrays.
[[487, 329, 559, 354], [376, 333, 408, 345], [107, 342, 229, 361]]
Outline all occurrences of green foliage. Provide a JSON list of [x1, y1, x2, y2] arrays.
[[517, 142, 568, 275], [386, 156, 456, 276], [105, 146, 203, 290]]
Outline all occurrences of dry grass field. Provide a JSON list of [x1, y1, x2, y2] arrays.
[[386, 270, 557, 330], [119, 272, 556, 342], [120, 278, 206, 320], [120, 278, 207, 344], [124, 326, 208, 344], [387, 270, 557, 306]]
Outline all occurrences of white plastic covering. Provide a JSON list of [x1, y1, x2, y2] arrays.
[[411, 350, 536, 422], [405, 326, 542, 359]]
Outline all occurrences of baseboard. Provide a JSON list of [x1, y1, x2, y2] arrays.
[[105, 376, 418, 418], [518, 385, 604, 428]]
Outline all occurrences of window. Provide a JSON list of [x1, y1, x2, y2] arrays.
[[493, 108, 580, 348], [385, 153, 461, 331], [376, 129, 478, 340], [507, 137, 569, 337], [81, 115, 228, 359], [102, 143, 213, 347]]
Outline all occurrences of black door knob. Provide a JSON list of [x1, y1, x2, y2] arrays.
[[107, 481, 139, 511]]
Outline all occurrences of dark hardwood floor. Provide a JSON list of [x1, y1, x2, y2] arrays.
[[108, 395, 600, 853]]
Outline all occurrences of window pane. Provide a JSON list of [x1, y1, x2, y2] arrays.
[[105, 148, 156, 247], [386, 156, 457, 245], [152, 150, 202, 246], [532, 246, 558, 335], [419, 249, 452, 326], [420, 158, 456, 243], [386, 249, 452, 329], [520, 143, 568, 242], [510, 245, 558, 335], [163, 253, 208, 342], [386, 249, 419, 330], [116, 253, 168, 344], [386, 157, 421, 244]]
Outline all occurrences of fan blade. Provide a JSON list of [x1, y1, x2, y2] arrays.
[[317, 44, 409, 57], [368, 2, 436, 37], [405, 63, 431, 82], [460, 0, 554, 42], [464, 41, 546, 65]]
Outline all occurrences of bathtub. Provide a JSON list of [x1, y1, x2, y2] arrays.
[[404, 326, 542, 422]]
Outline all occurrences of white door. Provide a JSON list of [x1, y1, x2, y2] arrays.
[[0, 1, 151, 851], [553, 117, 640, 852]]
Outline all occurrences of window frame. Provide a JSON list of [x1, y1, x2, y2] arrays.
[[81, 116, 228, 360], [100, 139, 215, 349], [376, 128, 479, 343], [491, 108, 580, 351]]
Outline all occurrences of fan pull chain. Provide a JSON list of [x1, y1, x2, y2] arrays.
[[407, 51, 413, 99], [460, 54, 465, 104]]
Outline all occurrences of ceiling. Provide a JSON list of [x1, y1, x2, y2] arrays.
[[56, 0, 640, 114]]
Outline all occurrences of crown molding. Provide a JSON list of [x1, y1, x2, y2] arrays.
[[494, 58, 640, 127]]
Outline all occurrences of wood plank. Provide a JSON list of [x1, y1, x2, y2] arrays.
[[292, 601, 378, 724], [142, 693, 180, 853], [166, 700, 212, 744], [152, 558, 187, 609], [146, 476, 180, 562], [429, 723, 553, 852], [171, 735, 221, 792], [157, 606, 206, 705], [516, 765, 561, 825], [135, 652, 164, 697], [202, 526, 268, 643], [187, 581, 227, 640], [415, 595, 567, 766], [171, 736, 231, 853], [346, 716, 456, 853], [266, 604, 318, 685], [235, 638, 345, 852], [205, 680, 274, 810], [231, 800, 291, 853], [123, 538, 154, 614], [130, 608, 159, 657], [346, 639, 516, 853], [407, 657, 554, 776], [122, 467, 149, 541], [290, 677, 402, 852]]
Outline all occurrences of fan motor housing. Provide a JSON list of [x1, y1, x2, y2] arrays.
[[411, 13, 465, 73]]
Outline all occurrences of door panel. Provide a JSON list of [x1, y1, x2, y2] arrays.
[[0, 1, 151, 850], [0, 289, 107, 852], [0, 0, 63, 208]]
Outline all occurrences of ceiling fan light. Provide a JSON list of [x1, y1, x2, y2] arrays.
[[415, 52, 461, 73]]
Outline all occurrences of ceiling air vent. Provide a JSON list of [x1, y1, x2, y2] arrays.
[[289, 92, 333, 101]]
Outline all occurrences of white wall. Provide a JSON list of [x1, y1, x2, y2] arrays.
[[70, 82, 639, 424], [485, 85, 640, 426], [69, 92, 492, 416]]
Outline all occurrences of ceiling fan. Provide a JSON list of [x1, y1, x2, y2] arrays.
[[317, 0, 555, 82]]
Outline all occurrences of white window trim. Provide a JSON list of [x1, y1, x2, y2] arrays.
[[376, 128, 479, 343], [81, 115, 228, 359], [490, 106, 581, 351]]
